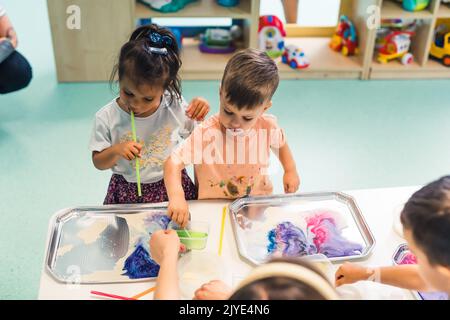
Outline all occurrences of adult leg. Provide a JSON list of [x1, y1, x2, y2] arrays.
[[0, 51, 32, 94]]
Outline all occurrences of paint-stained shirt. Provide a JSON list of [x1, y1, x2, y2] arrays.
[[173, 114, 286, 199]]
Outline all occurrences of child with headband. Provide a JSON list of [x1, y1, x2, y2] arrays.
[[89, 24, 209, 204]]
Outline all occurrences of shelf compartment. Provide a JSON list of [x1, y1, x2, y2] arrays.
[[437, 3, 450, 18], [179, 37, 363, 80], [381, 0, 434, 19], [179, 38, 233, 80], [371, 18, 435, 68]]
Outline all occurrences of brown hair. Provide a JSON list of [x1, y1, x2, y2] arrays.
[[221, 48, 279, 110], [110, 24, 182, 103], [401, 176, 450, 267], [229, 257, 331, 300]]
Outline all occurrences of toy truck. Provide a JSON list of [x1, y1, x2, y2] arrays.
[[430, 24, 450, 67]]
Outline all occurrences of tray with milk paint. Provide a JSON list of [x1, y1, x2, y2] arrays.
[[229, 192, 375, 265], [45, 204, 171, 284]]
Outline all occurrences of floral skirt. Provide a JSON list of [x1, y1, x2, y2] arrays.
[[103, 169, 197, 204]]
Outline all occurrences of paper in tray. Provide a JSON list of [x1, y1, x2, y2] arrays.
[[229, 192, 375, 265], [46, 205, 170, 284]]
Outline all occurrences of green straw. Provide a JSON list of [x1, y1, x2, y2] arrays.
[[130, 111, 142, 197], [183, 228, 192, 238]]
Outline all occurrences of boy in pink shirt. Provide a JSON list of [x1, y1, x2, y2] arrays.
[[164, 49, 300, 227]]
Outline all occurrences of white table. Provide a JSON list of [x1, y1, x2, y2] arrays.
[[38, 186, 420, 300]]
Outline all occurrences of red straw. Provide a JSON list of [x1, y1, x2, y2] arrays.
[[90, 290, 137, 301]]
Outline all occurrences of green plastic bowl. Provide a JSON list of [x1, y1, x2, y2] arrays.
[[175, 221, 209, 250]]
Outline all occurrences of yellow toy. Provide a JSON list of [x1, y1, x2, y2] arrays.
[[430, 24, 450, 67], [377, 31, 415, 65]]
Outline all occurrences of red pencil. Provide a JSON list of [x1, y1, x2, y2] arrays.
[[90, 290, 137, 301]]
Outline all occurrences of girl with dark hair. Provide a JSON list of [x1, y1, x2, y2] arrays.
[[89, 24, 209, 205]]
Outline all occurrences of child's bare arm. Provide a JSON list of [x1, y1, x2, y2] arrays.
[[150, 230, 184, 300], [276, 143, 300, 193], [186, 97, 210, 121], [378, 265, 430, 291], [335, 263, 430, 291], [164, 156, 190, 227], [92, 141, 142, 170]]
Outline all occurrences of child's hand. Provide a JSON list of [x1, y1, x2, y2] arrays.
[[114, 141, 142, 161], [167, 197, 190, 228], [283, 170, 300, 193], [335, 262, 374, 287], [149, 230, 186, 265], [186, 97, 210, 121], [194, 280, 232, 300]]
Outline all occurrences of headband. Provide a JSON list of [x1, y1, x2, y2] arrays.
[[234, 262, 340, 300]]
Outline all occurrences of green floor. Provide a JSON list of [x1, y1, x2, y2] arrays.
[[1, 0, 450, 299]]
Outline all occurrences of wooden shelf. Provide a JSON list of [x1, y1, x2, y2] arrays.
[[437, 4, 450, 18], [179, 37, 364, 80], [47, 0, 450, 81], [277, 38, 363, 79], [425, 58, 450, 71], [135, 0, 252, 19], [370, 56, 450, 78], [381, 0, 434, 19], [372, 57, 422, 70], [179, 38, 233, 79]]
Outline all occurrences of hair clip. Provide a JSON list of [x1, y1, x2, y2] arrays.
[[149, 32, 173, 47], [144, 46, 168, 56]]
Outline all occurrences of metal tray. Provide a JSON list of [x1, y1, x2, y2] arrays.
[[392, 244, 449, 300], [392, 243, 417, 265], [46, 204, 171, 284], [229, 192, 375, 265]]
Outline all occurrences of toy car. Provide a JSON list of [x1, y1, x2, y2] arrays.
[[330, 15, 359, 56], [376, 19, 417, 50], [377, 31, 415, 64], [282, 45, 310, 69], [430, 24, 450, 67]]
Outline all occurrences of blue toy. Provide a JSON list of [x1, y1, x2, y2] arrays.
[[397, 0, 430, 12], [139, 0, 197, 13], [169, 27, 183, 50], [217, 0, 239, 7]]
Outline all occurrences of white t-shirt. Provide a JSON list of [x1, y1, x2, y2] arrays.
[[89, 92, 196, 183], [0, 4, 6, 17]]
